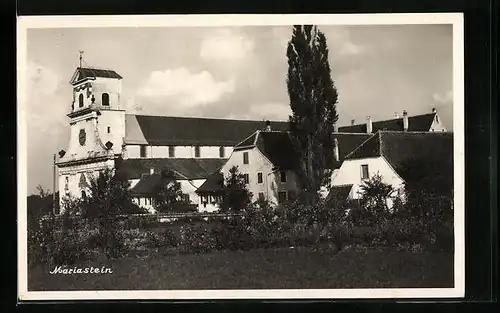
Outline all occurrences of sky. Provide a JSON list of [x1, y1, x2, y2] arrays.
[[25, 24, 454, 195]]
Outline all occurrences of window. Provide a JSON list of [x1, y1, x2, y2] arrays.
[[168, 146, 175, 158], [107, 126, 111, 134], [219, 146, 225, 158], [243, 173, 249, 184], [81, 190, 87, 200], [140, 145, 147, 158], [243, 152, 249, 164], [280, 171, 287, 183], [278, 191, 287, 203], [361, 164, 369, 179], [288, 190, 296, 201], [257, 172, 263, 184], [102, 93, 110, 106], [182, 194, 190, 203], [258, 192, 265, 201], [78, 94, 84, 108], [64, 177, 69, 191], [194, 146, 200, 158]]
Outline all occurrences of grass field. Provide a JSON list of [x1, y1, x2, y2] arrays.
[[28, 245, 453, 291]]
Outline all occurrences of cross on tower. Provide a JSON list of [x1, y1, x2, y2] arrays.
[[79, 50, 84, 68]]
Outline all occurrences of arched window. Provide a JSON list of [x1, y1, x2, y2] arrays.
[[102, 93, 110, 106], [78, 94, 84, 108]]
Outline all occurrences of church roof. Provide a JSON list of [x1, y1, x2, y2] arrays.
[[70, 67, 122, 84], [345, 131, 454, 183], [338, 113, 436, 133], [124, 114, 290, 146], [118, 158, 227, 180]]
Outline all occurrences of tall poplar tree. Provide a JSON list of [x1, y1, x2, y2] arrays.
[[286, 25, 339, 205]]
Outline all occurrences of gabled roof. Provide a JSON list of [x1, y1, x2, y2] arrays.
[[70, 67, 122, 84], [255, 131, 300, 170], [233, 131, 372, 170], [330, 133, 373, 169], [346, 131, 454, 182], [118, 158, 227, 180], [196, 171, 224, 194], [338, 113, 436, 133], [326, 184, 353, 204], [129, 174, 162, 196], [124, 114, 289, 146]]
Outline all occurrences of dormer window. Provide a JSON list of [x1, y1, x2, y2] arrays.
[[78, 94, 84, 108], [102, 93, 110, 106]]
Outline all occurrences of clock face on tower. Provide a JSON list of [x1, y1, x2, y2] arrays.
[[79, 129, 86, 146]]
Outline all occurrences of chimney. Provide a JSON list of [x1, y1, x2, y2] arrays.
[[432, 107, 437, 113], [366, 116, 372, 134], [264, 120, 271, 131], [333, 138, 339, 162], [351, 119, 355, 126], [394, 112, 400, 118], [403, 110, 409, 131]]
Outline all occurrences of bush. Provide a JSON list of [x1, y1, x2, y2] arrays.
[[50, 228, 89, 265], [213, 217, 256, 251], [179, 224, 218, 253], [145, 228, 179, 250]]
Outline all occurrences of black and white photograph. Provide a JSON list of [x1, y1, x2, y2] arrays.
[[17, 14, 465, 300]]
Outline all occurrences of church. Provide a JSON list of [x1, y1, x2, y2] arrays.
[[55, 65, 448, 213]]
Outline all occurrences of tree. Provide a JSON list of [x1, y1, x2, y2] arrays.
[[153, 168, 188, 212], [220, 166, 253, 213], [286, 25, 339, 206], [358, 173, 395, 215], [82, 167, 133, 258]]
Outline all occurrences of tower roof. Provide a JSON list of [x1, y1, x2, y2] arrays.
[[70, 67, 122, 84]]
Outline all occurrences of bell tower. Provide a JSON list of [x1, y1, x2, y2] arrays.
[[56, 52, 126, 209]]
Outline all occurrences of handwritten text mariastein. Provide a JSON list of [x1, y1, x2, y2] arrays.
[[49, 266, 113, 275]]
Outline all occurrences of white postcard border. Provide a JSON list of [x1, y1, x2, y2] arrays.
[[17, 13, 465, 301]]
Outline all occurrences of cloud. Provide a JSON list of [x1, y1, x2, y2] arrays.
[[26, 61, 68, 194], [249, 102, 291, 120], [26, 61, 66, 136], [433, 90, 453, 104], [339, 41, 367, 56], [200, 28, 255, 61], [136, 68, 236, 109]]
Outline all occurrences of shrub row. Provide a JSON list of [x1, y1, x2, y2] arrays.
[[28, 197, 454, 266]]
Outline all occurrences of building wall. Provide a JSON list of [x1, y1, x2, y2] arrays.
[[331, 156, 405, 200], [65, 113, 102, 160], [198, 194, 221, 213], [221, 147, 300, 205], [124, 144, 233, 159], [429, 114, 447, 132], [131, 178, 206, 213], [90, 77, 122, 108], [58, 159, 115, 211], [97, 109, 126, 151], [267, 170, 300, 206], [131, 197, 156, 213], [72, 77, 122, 113]]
